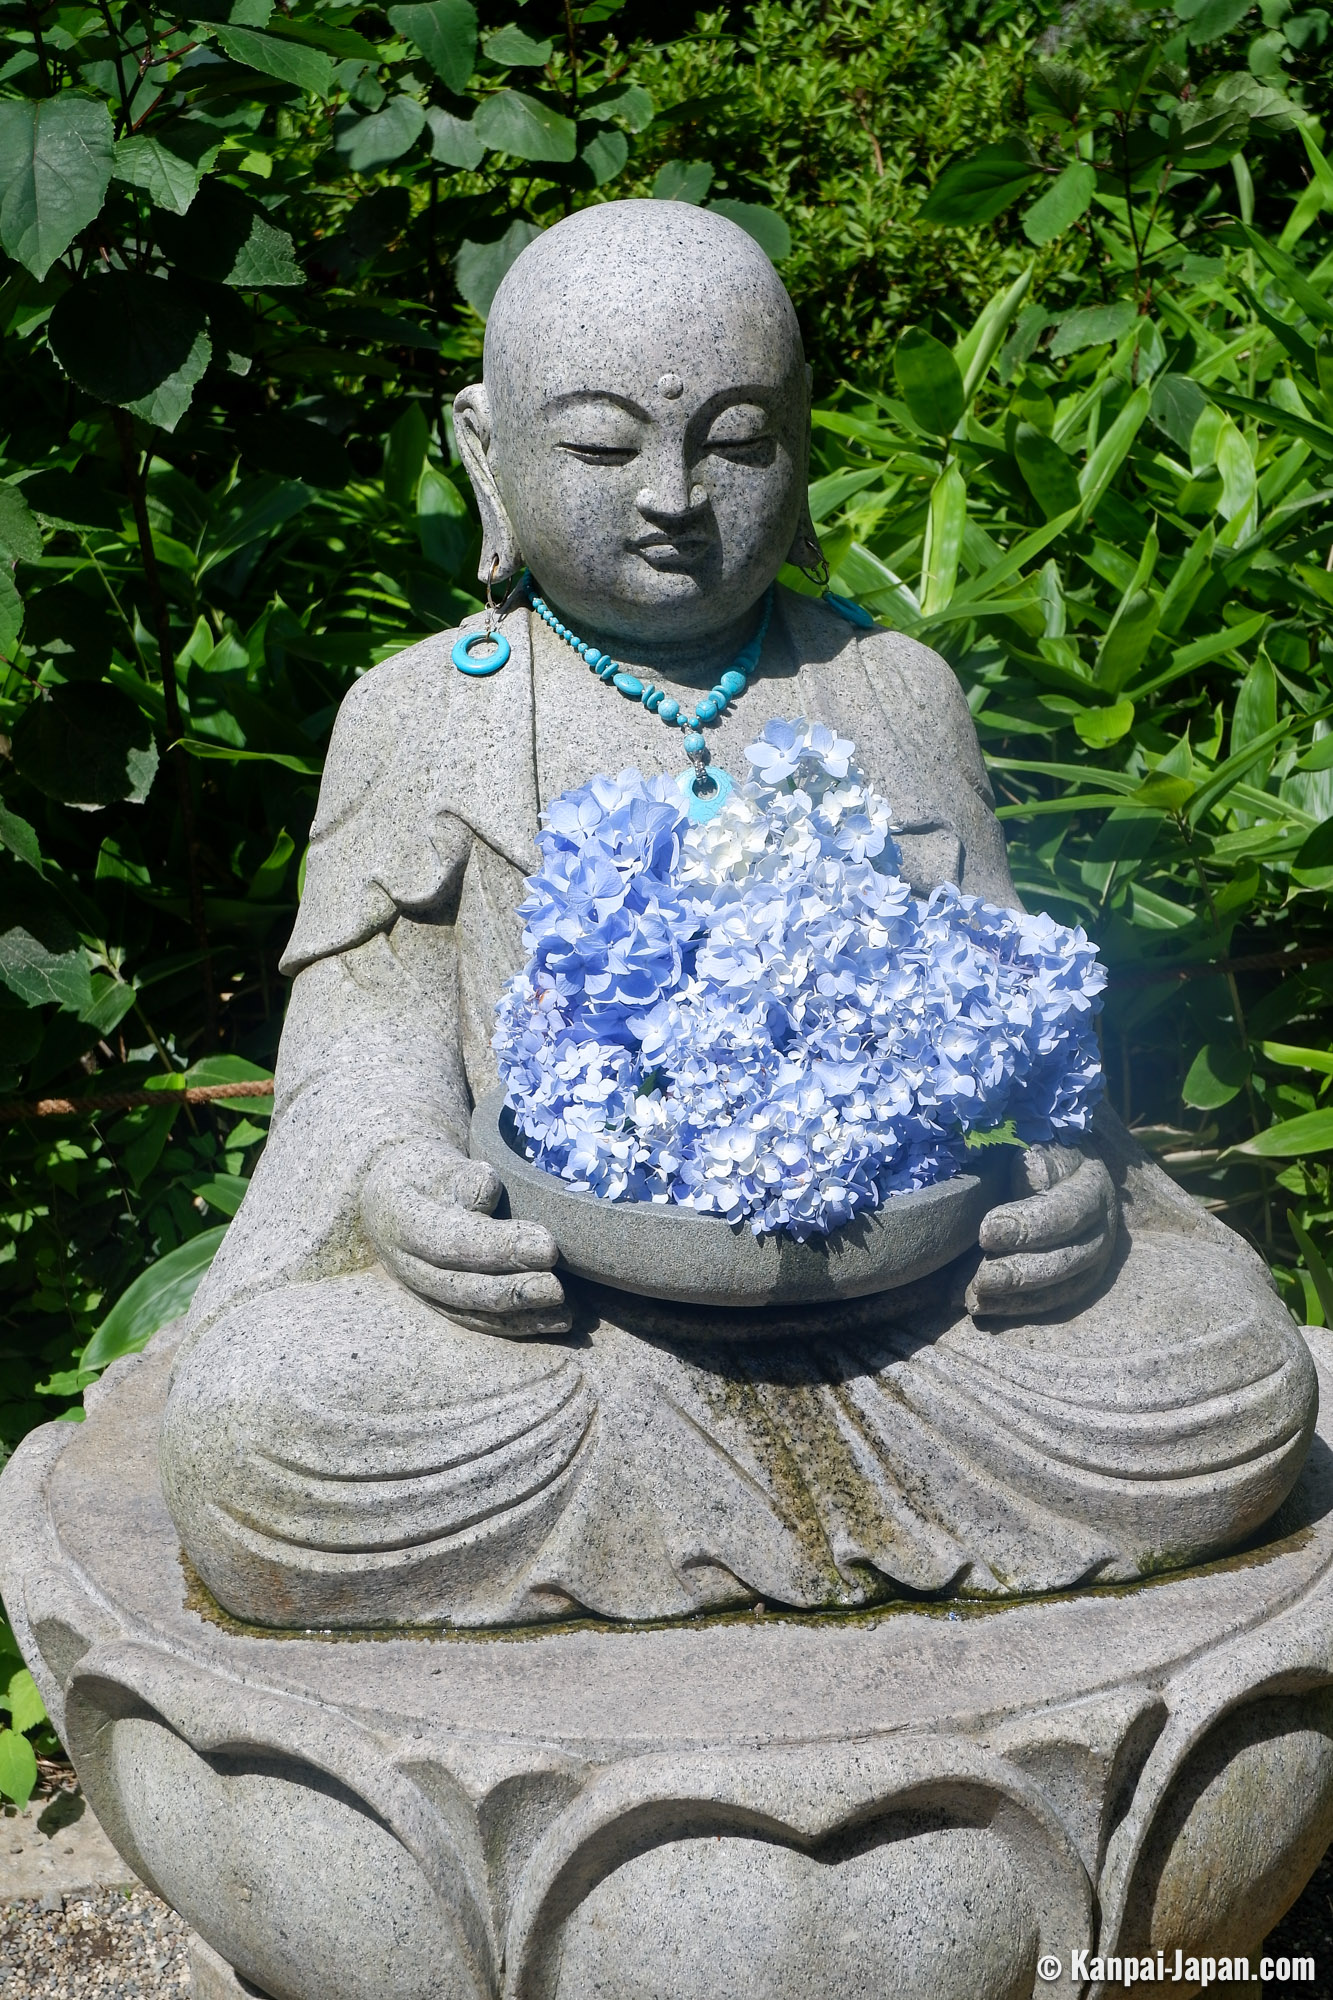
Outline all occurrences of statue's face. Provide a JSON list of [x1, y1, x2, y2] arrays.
[[459, 204, 809, 646]]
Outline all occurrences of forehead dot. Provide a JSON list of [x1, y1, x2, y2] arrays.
[[657, 373, 684, 400]]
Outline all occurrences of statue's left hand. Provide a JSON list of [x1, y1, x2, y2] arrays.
[[965, 1143, 1117, 1319]]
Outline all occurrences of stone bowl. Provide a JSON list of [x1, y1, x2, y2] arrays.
[[469, 1087, 1008, 1311]]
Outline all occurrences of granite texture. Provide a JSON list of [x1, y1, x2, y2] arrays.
[[149, 198, 1315, 1631], [4, 1330, 1333, 1999]]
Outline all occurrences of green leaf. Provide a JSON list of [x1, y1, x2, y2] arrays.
[[1049, 301, 1138, 359], [893, 327, 964, 435], [581, 82, 654, 132], [1079, 384, 1152, 520], [0, 481, 42, 565], [955, 264, 1033, 404], [652, 159, 713, 204], [1261, 1041, 1333, 1078], [388, 0, 477, 89], [1185, 0, 1253, 40], [158, 181, 301, 288], [1074, 699, 1135, 746], [0, 93, 114, 282], [189, 1173, 251, 1217], [112, 124, 220, 216], [0, 864, 94, 1014], [1231, 653, 1277, 774], [425, 105, 486, 169], [5, 1667, 45, 1735], [383, 402, 430, 508], [473, 89, 576, 163], [1228, 224, 1333, 329], [920, 462, 966, 614], [47, 273, 209, 432], [1228, 1109, 1333, 1158], [0, 1729, 37, 1809], [335, 95, 426, 171], [212, 22, 334, 96], [1131, 771, 1197, 812], [0, 568, 22, 660], [13, 683, 158, 807], [417, 464, 469, 570], [1183, 1041, 1252, 1108], [80, 1226, 227, 1371], [482, 21, 553, 63], [707, 200, 791, 261], [1294, 815, 1333, 870], [1022, 160, 1096, 245], [1150, 372, 1209, 452], [454, 217, 542, 318], [1290, 1215, 1333, 1327], [916, 139, 1040, 227], [581, 127, 628, 186], [1014, 423, 1081, 518], [183, 1055, 274, 1119], [0, 803, 45, 874]]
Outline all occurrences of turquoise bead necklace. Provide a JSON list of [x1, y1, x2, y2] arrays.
[[528, 578, 774, 823]]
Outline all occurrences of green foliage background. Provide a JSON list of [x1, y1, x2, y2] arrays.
[[1, 0, 1332, 1789]]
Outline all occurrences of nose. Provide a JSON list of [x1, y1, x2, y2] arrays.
[[636, 453, 707, 523]]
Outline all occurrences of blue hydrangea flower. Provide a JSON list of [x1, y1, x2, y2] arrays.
[[493, 720, 1106, 1238]]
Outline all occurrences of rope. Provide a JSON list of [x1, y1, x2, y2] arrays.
[[0, 1079, 275, 1121]]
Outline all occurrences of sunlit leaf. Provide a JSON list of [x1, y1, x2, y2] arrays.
[[707, 200, 791, 260], [1022, 160, 1096, 244], [653, 159, 712, 203], [0, 1730, 37, 1809], [1227, 1109, 1333, 1157], [1183, 1041, 1251, 1108], [80, 1228, 228, 1372], [473, 89, 576, 163]]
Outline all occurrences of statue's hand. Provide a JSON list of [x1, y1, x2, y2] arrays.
[[360, 1143, 571, 1338], [966, 1143, 1117, 1319]]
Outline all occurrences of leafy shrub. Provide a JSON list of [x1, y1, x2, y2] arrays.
[[801, 26, 1333, 1322], [1, 0, 1332, 1482]]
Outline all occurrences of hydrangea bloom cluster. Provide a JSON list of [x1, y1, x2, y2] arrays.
[[494, 720, 1106, 1239]]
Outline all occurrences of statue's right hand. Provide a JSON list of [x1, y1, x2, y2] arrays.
[[360, 1144, 570, 1339]]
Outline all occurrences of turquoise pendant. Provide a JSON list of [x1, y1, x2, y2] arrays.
[[677, 766, 733, 824], [452, 629, 511, 677]]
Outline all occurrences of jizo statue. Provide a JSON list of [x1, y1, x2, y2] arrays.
[[158, 202, 1315, 1631]]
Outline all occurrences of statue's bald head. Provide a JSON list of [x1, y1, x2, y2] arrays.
[[455, 201, 815, 645], [485, 200, 805, 407]]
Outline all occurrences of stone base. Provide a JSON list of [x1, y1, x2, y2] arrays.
[[5, 1325, 1333, 2000]]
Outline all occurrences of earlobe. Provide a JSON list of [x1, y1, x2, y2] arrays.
[[453, 383, 524, 582]]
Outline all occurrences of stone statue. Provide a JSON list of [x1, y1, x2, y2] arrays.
[[158, 200, 1315, 1633]]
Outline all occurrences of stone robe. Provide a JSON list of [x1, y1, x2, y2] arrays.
[[159, 591, 1317, 1630]]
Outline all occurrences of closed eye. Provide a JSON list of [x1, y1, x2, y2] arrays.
[[559, 443, 640, 465], [705, 434, 776, 467]]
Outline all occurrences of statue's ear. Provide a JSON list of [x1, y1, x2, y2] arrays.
[[454, 384, 523, 581]]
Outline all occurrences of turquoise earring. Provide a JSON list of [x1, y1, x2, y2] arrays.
[[452, 557, 512, 676]]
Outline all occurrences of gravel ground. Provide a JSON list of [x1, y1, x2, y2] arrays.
[[0, 1886, 191, 2000]]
